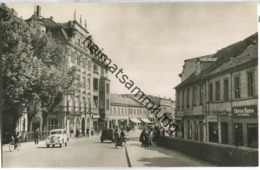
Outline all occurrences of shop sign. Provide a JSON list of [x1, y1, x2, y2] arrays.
[[208, 115, 217, 122], [232, 105, 257, 117]]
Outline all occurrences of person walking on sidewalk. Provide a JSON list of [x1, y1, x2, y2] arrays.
[[34, 128, 39, 144], [86, 128, 89, 138]]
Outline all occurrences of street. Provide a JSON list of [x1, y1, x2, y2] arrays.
[[2, 136, 128, 168], [2, 131, 214, 168]]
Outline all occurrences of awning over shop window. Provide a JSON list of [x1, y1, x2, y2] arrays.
[[140, 118, 152, 123], [130, 118, 141, 123]]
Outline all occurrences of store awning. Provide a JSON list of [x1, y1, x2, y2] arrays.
[[140, 118, 152, 123], [130, 118, 141, 123]]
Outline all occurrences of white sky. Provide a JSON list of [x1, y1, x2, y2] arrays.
[[6, 2, 258, 100]]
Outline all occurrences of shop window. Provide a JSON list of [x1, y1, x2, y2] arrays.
[[234, 76, 241, 99], [187, 121, 192, 139], [93, 78, 98, 91], [199, 121, 204, 141], [221, 122, 228, 144], [195, 122, 198, 140], [215, 81, 220, 101], [247, 124, 258, 148], [234, 123, 243, 146], [224, 79, 229, 101], [247, 72, 254, 97], [209, 122, 218, 143], [209, 83, 213, 102]]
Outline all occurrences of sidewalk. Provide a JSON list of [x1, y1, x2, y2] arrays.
[[126, 140, 215, 167]]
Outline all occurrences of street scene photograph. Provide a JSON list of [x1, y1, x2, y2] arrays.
[[1, 2, 258, 168]]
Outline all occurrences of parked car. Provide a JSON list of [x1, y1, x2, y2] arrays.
[[100, 129, 114, 143], [46, 129, 69, 148]]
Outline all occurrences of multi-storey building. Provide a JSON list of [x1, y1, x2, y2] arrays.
[[109, 94, 152, 128], [175, 33, 258, 148], [24, 5, 110, 136]]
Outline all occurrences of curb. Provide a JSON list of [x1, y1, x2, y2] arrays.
[[125, 145, 132, 167]]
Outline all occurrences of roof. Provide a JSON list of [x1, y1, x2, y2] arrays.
[[175, 33, 258, 89], [110, 94, 144, 108]]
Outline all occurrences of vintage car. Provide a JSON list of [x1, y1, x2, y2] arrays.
[[46, 129, 69, 148], [100, 129, 114, 143]]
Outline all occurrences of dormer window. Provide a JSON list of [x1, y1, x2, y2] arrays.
[[78, 38, 80, 46]]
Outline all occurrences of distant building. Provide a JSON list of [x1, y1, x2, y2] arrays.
[[175, 33, 258, 148], [109, 94, 151, 129]]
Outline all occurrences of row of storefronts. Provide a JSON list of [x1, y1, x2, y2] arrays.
[[175, 33, 258, 148]]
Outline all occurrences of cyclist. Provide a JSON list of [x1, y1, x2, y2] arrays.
[[12, 128, 21, 149]]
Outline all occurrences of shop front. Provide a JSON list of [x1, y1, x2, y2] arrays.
[[232, 105, 258, 148]]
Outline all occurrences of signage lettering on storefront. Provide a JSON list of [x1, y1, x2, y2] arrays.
[[232, 105, 257, 117], [208, 115, 218, 122]]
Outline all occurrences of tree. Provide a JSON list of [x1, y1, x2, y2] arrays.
[[1, 3, 77, 132]]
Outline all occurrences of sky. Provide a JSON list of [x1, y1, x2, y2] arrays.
[[6, 2, 258, 100]]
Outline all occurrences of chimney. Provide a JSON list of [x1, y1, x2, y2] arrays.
[[36, 5, 41, 17], [50, 16, 53, 20]]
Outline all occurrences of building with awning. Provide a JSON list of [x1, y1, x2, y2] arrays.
[[129, 118, 141, 123], [139, 118, 152, 124], [108, 94, 151, 129]]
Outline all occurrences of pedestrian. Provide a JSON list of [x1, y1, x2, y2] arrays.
[[86, 128, 89, 138], [34, 128, 39, 144], [91, 129, 94, 136], [149, 128, 154, 147], [139, 128, 145, 147], [144, 128, 149, 147], [76, 129, 80, 139]]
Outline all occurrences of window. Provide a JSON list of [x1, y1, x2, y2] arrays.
[[114, 108, 116, 115], [71, 52, 75, 63], [248, 72, 254, 97], [106, 100, 109, 110], [234, 76, 240, 99], [78, 97, 81, 109], [77, 55, 80, 66], [209, 83, 213, 102], [106, 84, 110, 94], [78, 38, 80, 45], [93, 78, 98, 91], [182, 89, 185, 108], [88, 61, 91, 71], [47, 118, 58, 131], [215, 81, 220, 101], [83, 77, 86, 87], [100, 100, 104, 109], [83, 98, 86, 109], [101, 68, 104, 76], [122, 108, 124, 115], [125, 108, 127, 114], [93, 96, 98, 108], [93, 64, 99, 74], [88, 98, 91, 112], [87, 78, 90, 89], [186, 88, 190, 108], [193, 86, 197, 106], [224, 79, 229, 101], [83, 58, 86, 68], [199, 84, 203, 105], [118, 108, 120, 115]]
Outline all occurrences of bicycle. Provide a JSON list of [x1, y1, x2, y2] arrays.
[[9, 138, 21, 152]]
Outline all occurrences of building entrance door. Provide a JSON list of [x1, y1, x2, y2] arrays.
[[234, 123, 243, 146], [247, 124, 258, 148], [221, 122, 228, 144]]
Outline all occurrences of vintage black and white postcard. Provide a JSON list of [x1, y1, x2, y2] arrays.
[[1, 1, 258, 168]]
